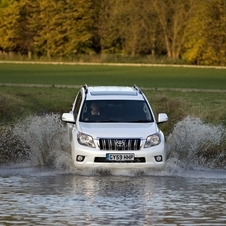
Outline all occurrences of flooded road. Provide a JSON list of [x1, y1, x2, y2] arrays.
[[1, 114, 226, 225], [1, 167, 226, 225]]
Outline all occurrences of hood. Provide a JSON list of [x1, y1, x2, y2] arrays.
[[79, 122, 158, 138]]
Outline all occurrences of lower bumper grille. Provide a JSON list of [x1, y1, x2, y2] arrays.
[[99, 138, 141, 150], [94, 157, 145, 163]]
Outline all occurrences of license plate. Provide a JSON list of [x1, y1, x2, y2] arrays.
[[106, 153, 135, 161]]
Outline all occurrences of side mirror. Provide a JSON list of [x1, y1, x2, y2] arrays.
[[157, 113, 168, 124], [62, 113, 75, 124]]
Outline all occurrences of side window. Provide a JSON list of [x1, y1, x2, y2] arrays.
[[73, 92, 82, 119]]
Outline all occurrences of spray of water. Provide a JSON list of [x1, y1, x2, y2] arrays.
[[165, 116, 226, 172], [1, 114, 225, 177], [11, 114, 76, 171]]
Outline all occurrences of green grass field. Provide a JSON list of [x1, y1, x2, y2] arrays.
[[0, 63, 226, 89], [0, 63, 226, 132]]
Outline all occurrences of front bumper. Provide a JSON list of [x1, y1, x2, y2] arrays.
[[71, 140, 166, 170]]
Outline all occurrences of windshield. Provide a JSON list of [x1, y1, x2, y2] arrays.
[[79, 100, 154, 123]]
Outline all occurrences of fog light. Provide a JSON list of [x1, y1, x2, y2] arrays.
[[76, 155, 85, 162], [155, 155, 162, 162]]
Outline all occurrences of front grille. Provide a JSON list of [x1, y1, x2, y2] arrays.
[[99, 138, 141, 150], [94, 157, 145, 163]]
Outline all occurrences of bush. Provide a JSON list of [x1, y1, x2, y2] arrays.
[[0, 93, 30, 125]]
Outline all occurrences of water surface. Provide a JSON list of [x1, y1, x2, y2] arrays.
[[1, 167, 226, 225], [0, 114, 226, 225]]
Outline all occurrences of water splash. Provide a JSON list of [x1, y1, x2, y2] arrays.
[[0, 114, 225, 177], [10, 114, 75, 171], [165, 116, 226, 172], [0, 126, 30, 164]]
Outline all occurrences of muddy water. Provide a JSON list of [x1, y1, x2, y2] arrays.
[[0, 115, 226, 225], [1, 167, 226, 225]]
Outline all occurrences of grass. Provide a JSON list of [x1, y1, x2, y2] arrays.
[[0, 63, 226, 89], [0, 63, 226, 133]]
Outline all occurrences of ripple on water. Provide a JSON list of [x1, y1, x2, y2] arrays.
[[1, 114, 226, 225]]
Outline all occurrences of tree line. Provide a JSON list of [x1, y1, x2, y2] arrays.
[[0, 0, 226, 65]]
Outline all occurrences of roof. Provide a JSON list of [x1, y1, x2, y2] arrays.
[[84, 86, 144, 100]]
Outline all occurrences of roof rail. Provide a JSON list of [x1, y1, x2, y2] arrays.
[[133, 84, 142, 94], [83, 84, 88, 94]]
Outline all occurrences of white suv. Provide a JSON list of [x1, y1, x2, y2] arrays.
[[62, 85, 168, 170]]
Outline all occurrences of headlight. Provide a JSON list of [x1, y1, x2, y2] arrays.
[[144, 133, 161, 148], [77, 132, 95, 148]]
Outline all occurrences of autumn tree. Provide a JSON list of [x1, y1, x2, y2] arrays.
[[152, 0, 198, 60], [92, 0, 123, 54], [0, 0, 15, 8], [181, 1, 207, 64], [0, 1, 20, 53], [0, 0, 37, 58], [182, 0, 226, 65], [113, 0, 157, 56], [0, 0, 225, 65], [202, 0, 226, 65], [17, 0, 39, 58], [27, 0, 95, 58]]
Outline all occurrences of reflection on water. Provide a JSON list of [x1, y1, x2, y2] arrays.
[[0, 114, 226, 225], [1, 168, 226, 225]]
